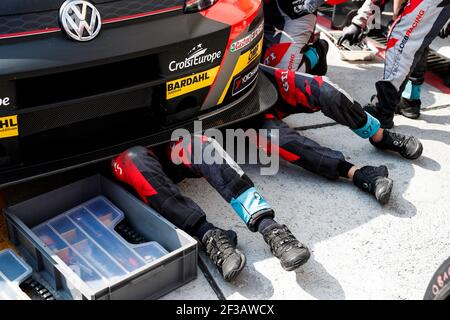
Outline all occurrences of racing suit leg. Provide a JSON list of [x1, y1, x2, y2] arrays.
[[401, 47, 428, 101], [260, 64, 381, 139], [376, 0, 450, 117], [263, 1, 320, 73], [112, 146, 207, 235], [260, 63, 423, 160], [258, 114, 348, 180], [112, 146, 250, 281], [168, 135, 275, 232], [397, 47, 429, 118]]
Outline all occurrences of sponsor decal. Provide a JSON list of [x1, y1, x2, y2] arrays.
[[0, 97, 10, 107], [166, 66, 220, 100], [390, 9, 425, 78], [112, 160, 123, 176], [59, 0, 102, 42], [246, 40, 263, 66], [232, 65, 259, 96], [169, 44, 222, 72], [275, 69, 297, 107], [248, 44, 260, 63], [264, 52, 276, 66], [288, 53, 296, 70], [0, 115, 18, 138], [280, 70, 290, 92], [398, 9, 425, 54], [218, 38, 264, 104], [263, 43, 292, 67], [230, 23, 264, 52]]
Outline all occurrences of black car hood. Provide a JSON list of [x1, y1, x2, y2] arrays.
[[0, 0, 117, 16]]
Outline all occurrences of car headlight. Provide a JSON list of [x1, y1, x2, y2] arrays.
[[184, 0, 219, 13]]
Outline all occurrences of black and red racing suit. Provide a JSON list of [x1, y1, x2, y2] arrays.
[[112, 136, 275, 235], [257, 0, 383, 181]]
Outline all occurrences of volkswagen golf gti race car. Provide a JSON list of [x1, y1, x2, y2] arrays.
[[0, 0, 277, 186]]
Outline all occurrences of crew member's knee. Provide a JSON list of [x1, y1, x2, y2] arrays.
[[113, 146, 156, 174]]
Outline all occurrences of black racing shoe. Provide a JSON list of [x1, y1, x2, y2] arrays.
[[364, 103, 394, 129], [262, 224, 310, 271], [370, 130, 423, 160], [397, 97, 421, 119], [310, 39, 329, 76], [353, 166, 393, 205], [202, 228, 246, 282]]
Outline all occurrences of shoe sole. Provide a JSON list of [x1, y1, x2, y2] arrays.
[[402, 140, 424, 160], [400, 112, 420, 120], [375, 178, 394, 205], [281, 249, 311, 272], [224, 250, 247, 282]]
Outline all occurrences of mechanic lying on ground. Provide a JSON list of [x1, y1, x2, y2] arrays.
[[245, 0, 424, 205], [112, 139, 310, 282], [338, 0, 450, 125]]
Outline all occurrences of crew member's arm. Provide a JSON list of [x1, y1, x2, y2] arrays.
[[352, 0, 385, 30], [338, 0, 385, 45]]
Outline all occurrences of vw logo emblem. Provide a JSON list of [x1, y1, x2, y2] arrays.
[[59, 0, 102, 42]]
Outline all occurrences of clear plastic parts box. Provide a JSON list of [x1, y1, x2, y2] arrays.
[[33, 196, 168, 292], [5, 175, 198, 300], [0, 249, 32, 300]]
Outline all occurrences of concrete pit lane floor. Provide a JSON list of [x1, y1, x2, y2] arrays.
[[1, 34, 449, 300], [164, 35, 450, 300]]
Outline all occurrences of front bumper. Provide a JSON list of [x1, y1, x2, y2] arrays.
[[0, 0, 269, 187], [0, 71, 277, 187]]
